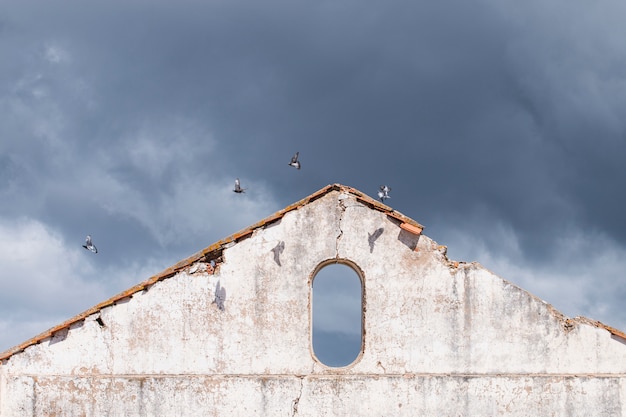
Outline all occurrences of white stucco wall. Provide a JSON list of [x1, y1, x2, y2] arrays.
[[2, 188, 625, 416]]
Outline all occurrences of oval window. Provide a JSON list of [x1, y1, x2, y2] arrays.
[[312, 262, 363, 367]]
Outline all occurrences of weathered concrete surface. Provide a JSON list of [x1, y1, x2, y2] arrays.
[[2, 375, 624, 416], [1, 185, 626, 416]]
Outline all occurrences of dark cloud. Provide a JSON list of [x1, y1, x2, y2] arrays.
[[1, 0, 626, 353]]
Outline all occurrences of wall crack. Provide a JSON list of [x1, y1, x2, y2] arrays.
[[292, 376, 304, 416], [336, 198, 347, 258]]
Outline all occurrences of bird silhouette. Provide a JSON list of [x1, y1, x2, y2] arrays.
[[288, 152, 301, 170], [233, 178, 246, 193], [271, 241, 285, 266], [82, 235, 98, 253], [368, 228, 384, 253], [377, 185, 391, 202], [213, 281, 226, 311]]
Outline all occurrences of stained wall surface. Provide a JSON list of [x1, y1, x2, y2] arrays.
[[1, 187, 626, 416]]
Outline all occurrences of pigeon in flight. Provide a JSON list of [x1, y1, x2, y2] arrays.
[[377, 185, 391, 202], [233, 178, 246, 193], [288, 152, 301, 170], [82, 235, 98, 253]]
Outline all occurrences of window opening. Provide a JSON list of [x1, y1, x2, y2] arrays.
[[312, 262, 363, 367]]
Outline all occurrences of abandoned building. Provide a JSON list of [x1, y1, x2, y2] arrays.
[[1, 183, 625, 416]]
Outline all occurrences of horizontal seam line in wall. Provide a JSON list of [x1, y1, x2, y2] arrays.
[[11, 373, 626, 378]]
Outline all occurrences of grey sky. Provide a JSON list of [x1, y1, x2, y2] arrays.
[[313, 264, 362, 366], [1, 0, 625, 359]]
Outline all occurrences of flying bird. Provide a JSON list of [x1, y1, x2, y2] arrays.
[[82, 235, 98, 253], [377, 185, 391, 202], [233, 178, 246, 193], [288, 152, 301, 170]]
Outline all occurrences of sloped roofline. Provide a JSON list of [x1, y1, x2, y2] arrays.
[[0, 184, 425, 361], [3, 184, 625, 360]]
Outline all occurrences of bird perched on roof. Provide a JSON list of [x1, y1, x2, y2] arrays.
[[288, 152, 301, 170], [82, 235, 98, 253], [233, 178, 246, 193], [377, 185, 391, 202]]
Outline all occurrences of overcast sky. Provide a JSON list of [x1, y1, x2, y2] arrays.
[[1, 0, 625, 361]]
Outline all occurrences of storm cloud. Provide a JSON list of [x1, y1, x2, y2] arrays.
[[1, 0, 625, 356]]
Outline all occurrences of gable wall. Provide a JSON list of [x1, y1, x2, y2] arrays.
[[1, 189, 625, 416]]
